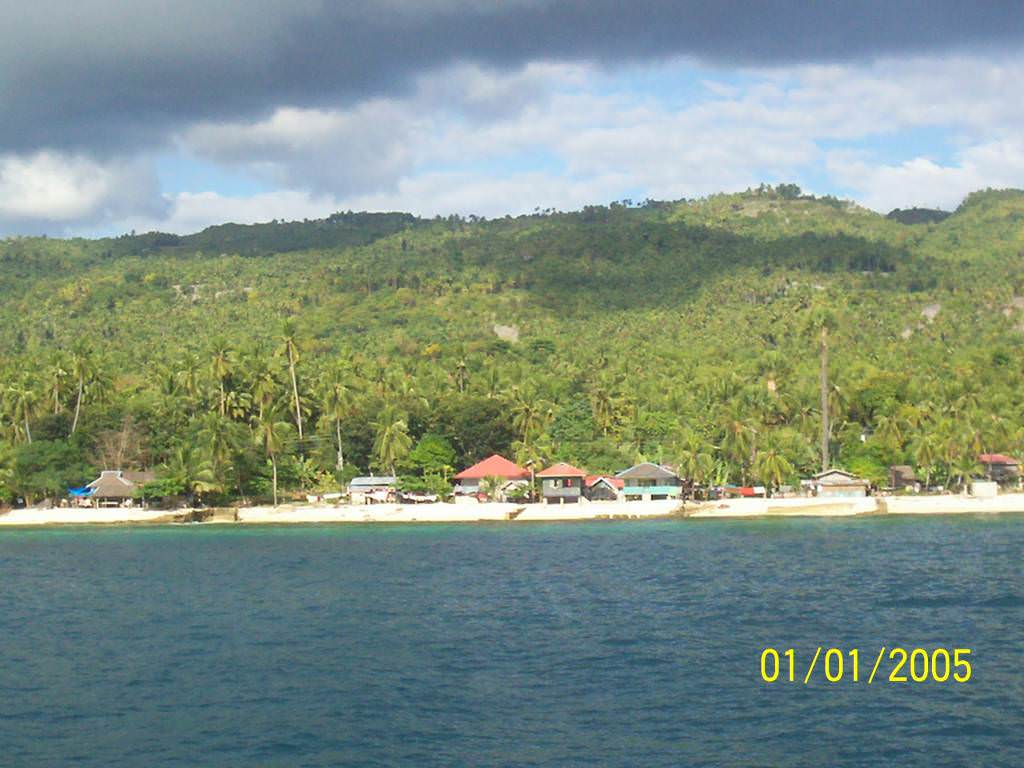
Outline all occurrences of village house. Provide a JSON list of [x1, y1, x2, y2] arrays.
[[584, 475, 624, 501], [537, 462, 588, 504], [615, 463, 682, 501], [452, 454, 531, 500], [348, 476, 396, 504], [888, 465, 921, 492], [978, 454, 1021, 486], [807, 469, 869, 498]]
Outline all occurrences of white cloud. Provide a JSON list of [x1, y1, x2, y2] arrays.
[[184, 53, 1024, 219], [0, 151, 164, 232], [14, 52, 1024, 235], [183, 101, 421, 197], [828, 140, 1024, 212], [109, 189, 343, 236]]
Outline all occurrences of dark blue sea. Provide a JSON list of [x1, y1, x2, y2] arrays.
[[1, 517, 1022, 767]]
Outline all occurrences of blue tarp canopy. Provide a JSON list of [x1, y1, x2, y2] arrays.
[[68, 487, 94, 497]]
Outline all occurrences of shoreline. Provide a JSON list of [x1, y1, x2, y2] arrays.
[[2, 494, 1024, 527]]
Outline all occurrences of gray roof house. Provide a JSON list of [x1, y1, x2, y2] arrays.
[[615, 463, 682, 499]]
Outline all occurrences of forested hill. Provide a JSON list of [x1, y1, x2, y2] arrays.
[[2, 185, 1024, 504]]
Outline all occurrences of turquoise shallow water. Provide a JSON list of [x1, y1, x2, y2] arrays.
[[1, 517, 1022, 767]]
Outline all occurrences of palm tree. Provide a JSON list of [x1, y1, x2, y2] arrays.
[[209, 339, 233, 417], [46, 357, 69, 415], [69, 343, 96, 434], [253, 412, 292, 507], [6, 382, 37, 443], [316, 367, 353, 470], [590, 384, 619, 436], [245, 355, 279, 423], [813, 309, 838, 471], [162, 444, 217, 508], [754, 449, 794, 497], [509, 385, 552, 447], [224, 388, 253, 422], [874, 414, 905, 455], [198, 412, 245, 494], [277, 321, 304, 441], [481, 361, 502, 399], [912, 433, 941, 488], [373, 416, 412, 478], [719, 408, 756, 484], [175, 352, 202, 415], [453, 358, 468, 394], [478, 475, 504, 501], [951, 451, 981, 492], [677, 440, 715, 498]]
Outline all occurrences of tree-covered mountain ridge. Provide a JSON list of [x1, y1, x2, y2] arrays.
[[2, 185, 1024, 504]]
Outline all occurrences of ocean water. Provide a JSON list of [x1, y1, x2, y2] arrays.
[[1, 517, 1022, 767]]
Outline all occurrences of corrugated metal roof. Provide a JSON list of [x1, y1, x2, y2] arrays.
[[615, 463, 679, 481], [349, 476, 396, 488]]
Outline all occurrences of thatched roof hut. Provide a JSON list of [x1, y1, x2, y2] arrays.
[[86, 470, 154, 500]]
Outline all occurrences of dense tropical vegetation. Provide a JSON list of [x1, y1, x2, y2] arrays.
[[3, 185, 1024, 505]]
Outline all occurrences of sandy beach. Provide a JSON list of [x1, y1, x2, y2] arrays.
[[684, 494, 1024, 518], [237, 498, 682, 524], [3, 494, 1024, 527], [0, 507, 178, 526]]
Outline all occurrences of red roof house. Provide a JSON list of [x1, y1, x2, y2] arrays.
[[454, 454, 531, 481], [585, 474, 624, 490], [453, 454, 531, 499], [978, 454, 1021, 484], [978, 454, 1019, 466]]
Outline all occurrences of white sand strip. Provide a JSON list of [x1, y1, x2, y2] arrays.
[[237, 499, 681, 524], [0, 507, 176, 525], [883, 495, 1024, 515], [5, 494, 1024, 527]]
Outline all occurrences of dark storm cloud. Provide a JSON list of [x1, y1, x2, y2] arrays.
[[4, 0, 1023, 153]]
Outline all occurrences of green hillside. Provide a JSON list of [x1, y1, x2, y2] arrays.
[[3, 185, 1024, 504]]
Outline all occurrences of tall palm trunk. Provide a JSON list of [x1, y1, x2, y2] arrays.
[[72, 377, 84, 434], [342, 417, 350, 473], [271, 453, 279, 507], [288, 352, 303, 440], [24, 415, 31, 444], [820, 326, 829, 472]]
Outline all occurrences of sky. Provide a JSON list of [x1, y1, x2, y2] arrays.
[[2, 1, 1024, 237]]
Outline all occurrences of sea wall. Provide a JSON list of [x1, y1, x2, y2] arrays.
[[686, 496, 876, 518]]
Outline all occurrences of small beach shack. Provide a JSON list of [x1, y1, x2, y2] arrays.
[[978, 454, 1020, 486], [537, 462, 588, 504], [348, 476, 397, 504], [808, 469, 869, 498], [453, 454, 531, 499], [888, 465, 920, 492], [615, 463, 682, 501], [584, 475, 624, 501]]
